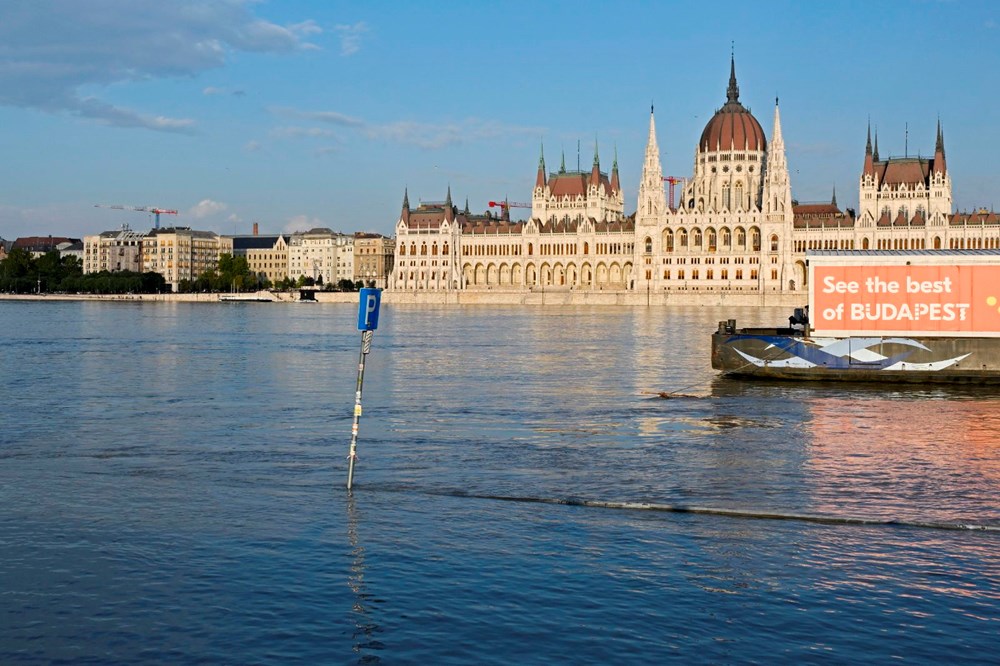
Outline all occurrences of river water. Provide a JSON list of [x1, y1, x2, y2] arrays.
[[1, 300, 998, 664]]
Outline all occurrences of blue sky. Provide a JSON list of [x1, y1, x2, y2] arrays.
[[1, 0, 999, 241]]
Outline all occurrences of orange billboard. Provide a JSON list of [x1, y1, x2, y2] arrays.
[[810, 263, 1000, 336]]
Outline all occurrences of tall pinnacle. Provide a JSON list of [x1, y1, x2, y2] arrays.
[[593, 137, 600, 167], [726, 54, 740, 103], [832, 185, 838, 208], [873, 129, 880, 162], [866, 120, 872, 155], [402, 187, 409, 209], [560, 149, 566, 174]]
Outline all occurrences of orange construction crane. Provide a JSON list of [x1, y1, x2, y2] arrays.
[[95, 203, 179, 229], [662, 177, 684, 210]]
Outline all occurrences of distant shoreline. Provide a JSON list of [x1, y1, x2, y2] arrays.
[[0, 289, 802, 307]]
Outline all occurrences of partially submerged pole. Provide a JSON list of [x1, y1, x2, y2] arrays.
[[347, 287, 381, 491]]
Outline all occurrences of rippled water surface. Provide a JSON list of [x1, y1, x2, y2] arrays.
[[1, 300, 998, 663]]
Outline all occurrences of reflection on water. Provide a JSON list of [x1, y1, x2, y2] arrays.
[[1, 301, 999, 664], [347, 493, 383, 663]]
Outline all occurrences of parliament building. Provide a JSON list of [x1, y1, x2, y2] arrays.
[[391, 58, 998, 295]]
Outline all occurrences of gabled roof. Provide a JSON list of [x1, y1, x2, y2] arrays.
[[546, 170, 612, 198]]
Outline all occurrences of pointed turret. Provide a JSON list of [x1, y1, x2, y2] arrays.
[[934, 118, 947, 174], [559, 149, 566, 174], [535, 142, 547, 189], [863, 120, 875, 177], [762, 98, 793, 218], [444, 185, 454, 222], [637, 107, 666, 218], [401, 187, 410, 223], [464, 197, 470, 215], [610, 143, 620, 193], [590, 138, 601, 187], [873, 129, 880, 162], [832, 185, 838, 208]]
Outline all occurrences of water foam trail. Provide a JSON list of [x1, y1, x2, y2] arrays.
[[387, 489, 999, 532]]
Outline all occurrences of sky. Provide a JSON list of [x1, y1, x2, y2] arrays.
[[2, 0, 999, 241]]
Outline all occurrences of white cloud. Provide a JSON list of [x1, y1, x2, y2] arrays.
[[244, 140, 262, 152], [283, 214, 325, 234], [203, 86, 246, 97], [0, 1, 319, 132], [271, 106, 544, 150], [333, 22, 368, 56], [189, 199, 228, 219], [271, 126, 335, 139]]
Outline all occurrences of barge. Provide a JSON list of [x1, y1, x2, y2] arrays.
[[712, 250, 1000, 383]]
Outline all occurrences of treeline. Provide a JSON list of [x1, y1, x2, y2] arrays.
[[0, 248, 166, 294], [1, 248, 368, 294]]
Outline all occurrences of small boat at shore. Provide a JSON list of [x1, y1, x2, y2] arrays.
[[712, 250, 1000, 383]]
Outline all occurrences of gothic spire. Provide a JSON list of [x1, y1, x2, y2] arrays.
[[559, 149, 566, 174], [832, 185, 838, 208], [726, 54, 740, 104], [934, 117, 947, 174], [402, 187, 409, 210], [610, 143, 620, 192], [445, 185, 452, 207], [536, 141, 547, 189], [637, 105, 666, 217], [873, 129, 880, 162], [593, 137, 600, 167], [863, 120, 875, 176]]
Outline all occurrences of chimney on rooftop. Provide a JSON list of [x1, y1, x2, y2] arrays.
[[253, 222, 259, 236]]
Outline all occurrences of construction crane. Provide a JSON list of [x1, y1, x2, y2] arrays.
[[94, 204, 179, 229], [487, 199, 531, 221], [488, 200, 532, 210], [662, 177, 684, 210]]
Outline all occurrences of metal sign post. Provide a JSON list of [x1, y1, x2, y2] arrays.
[[347, 288, 381, 490]]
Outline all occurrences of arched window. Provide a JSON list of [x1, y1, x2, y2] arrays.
[[707, 228, 717, 252], [443, 243, 449, 255], [734, 182, 744, 209], [527, 243, 533, 256], [693, 229, 702, 248], [644, 237, 653, 254], [722, 183, 731, 210], [770, 234, 779, 252], [751, 228, 761, 251]]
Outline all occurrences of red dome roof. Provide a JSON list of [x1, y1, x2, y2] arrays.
[[698, 58, 766, 153]]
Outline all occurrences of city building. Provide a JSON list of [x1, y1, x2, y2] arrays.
[[244, 235, 290, 285], [393, 56, 997, 296], [288, 227, 354, 285], [141, 227, 233, 291], [83, 225, 145, 274], [12, 235, 80, 258], [229, 226, 290, 285], [392, 155, 635, 291], [353, 232, 395, 288]]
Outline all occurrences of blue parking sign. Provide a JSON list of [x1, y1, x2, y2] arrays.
[[357, 288, 381, 331]]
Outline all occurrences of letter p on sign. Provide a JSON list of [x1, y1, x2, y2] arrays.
[[357, 288, 381, 331]]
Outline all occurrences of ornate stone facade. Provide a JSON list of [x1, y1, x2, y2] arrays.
[[392, 58, 998, 296]]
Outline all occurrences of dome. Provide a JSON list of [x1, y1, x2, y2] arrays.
[[698, 58, 767, 153]]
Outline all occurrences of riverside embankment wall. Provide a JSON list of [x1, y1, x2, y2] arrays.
[[0, 289, 806, 307]]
